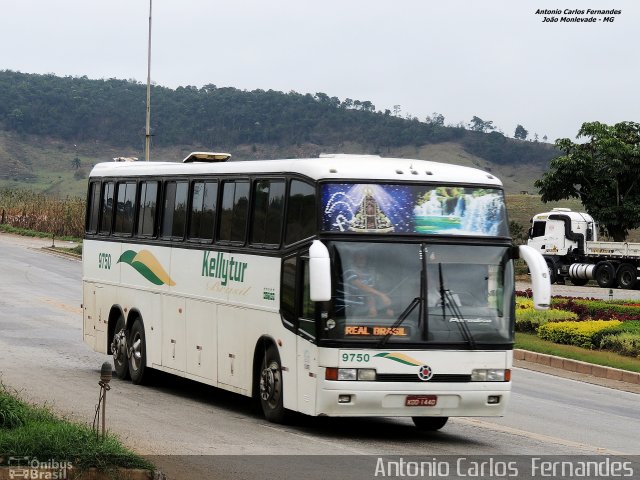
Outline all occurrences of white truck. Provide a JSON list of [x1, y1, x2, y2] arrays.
[[527, 208, 640, 289]]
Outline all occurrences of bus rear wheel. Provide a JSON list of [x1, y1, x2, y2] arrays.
[[259, 345, 286, 423], [128, 319, 147, 385], [111, 315, 129, 380], [412, 416, 448, 431]]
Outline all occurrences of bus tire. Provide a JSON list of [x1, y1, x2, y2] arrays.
[[112, 315, 130, 380], [128, 318, 147, 385], [595, 262, 617, 288], [412, 416, 448, 431], [616, 263, 638, 290], [259, 345, 286, 423]]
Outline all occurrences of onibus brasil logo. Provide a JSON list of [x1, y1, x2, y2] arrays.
[[118, 250, 176, 286]]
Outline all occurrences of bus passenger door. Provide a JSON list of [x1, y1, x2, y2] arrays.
[[283, 255, 318, 416]]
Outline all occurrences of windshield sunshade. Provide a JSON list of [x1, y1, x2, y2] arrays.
[[321, 183, 508, 237]]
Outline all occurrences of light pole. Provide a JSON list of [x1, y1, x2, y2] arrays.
[[144, 0, 152, 162]]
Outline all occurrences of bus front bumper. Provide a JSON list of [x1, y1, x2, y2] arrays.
[[316, 381, 511, 417]]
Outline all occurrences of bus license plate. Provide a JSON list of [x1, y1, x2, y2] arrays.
[[405, 395, 437, 407]]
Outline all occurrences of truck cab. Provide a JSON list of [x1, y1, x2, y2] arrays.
[[528, 208, 596, 257]]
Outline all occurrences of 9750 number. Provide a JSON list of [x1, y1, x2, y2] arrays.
[[98, 253, 112, 270], [342, 353, 370, 363]]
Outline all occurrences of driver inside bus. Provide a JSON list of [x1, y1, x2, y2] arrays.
[[344, 251, 394, 317]]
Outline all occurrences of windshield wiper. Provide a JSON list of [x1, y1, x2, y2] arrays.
[[378, 243, 428, 347], [378, 296, 421, 347], [438, 263, 477, 349]]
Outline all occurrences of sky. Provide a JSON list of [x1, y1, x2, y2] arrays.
[[1, 0, 638, 143]]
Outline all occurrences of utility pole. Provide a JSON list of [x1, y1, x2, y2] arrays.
[[144, 0, 152, 161]]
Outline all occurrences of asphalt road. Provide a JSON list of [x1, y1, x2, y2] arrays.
[[1, 234, 639, 479]]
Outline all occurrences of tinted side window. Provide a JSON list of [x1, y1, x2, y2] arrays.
[[99, 181, 115, 234], [219, 180, 250, 243], [189, 181, 218, 241], [161, 181, 189, 239], [251, 179, 285, 246], [114, 182, 137, 235], [86, 181, 101, 233], [531, 221, 546, 238], [137, 181, 158, 237], [299, 259, 316, 339], [281, 257, 297, 325], [285, 180, 316, 245]]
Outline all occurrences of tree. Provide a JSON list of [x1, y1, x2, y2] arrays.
[[514, 124, 528, 140], [426, 112, 445, 126], [534, 121, 640, 241], [469, 116, 495, 133]]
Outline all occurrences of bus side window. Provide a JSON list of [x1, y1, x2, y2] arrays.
[[138, 181, 158, 237], [219, 180, 250, 243], [161, 181, 189, 240], [114, 181, 137, 236], [285, 180, 316, 245], [86, 181, 101, 234], [281, 257, 297, 325], [251, 179, 285, 246], [299, 259, 316, 339], [99, 181, 115, 234], [189, 181, 217, 241], [280, 256, 316, 340]]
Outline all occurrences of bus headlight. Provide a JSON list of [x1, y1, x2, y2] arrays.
[[357, 369, 377, 381], [325, 368, 377, 381], [338, 368, 357, 381], [471, 369, 510, 382]]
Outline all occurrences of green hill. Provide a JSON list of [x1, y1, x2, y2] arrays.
[[0, 70, 560, 198]]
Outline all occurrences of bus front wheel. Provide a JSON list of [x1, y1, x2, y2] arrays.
[[259, 345, 286, 423], [412, 416, 448, 431], [128, 319, 147, 385]]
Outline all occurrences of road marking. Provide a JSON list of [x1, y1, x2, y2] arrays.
[[260, 423, 371, 455], [454, 418, 630, 455], [39, 297, 83, 315]]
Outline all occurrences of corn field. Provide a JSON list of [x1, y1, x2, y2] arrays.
[[0, 188, 85, 238]]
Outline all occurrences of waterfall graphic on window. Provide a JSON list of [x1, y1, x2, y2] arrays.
[[322, 184, 508, 237]]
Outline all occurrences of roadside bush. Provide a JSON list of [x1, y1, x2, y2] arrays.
[[600, 333, 640, 358], [0, 188, 85, 238], [538, 320, 621, 349], [591, 320, 640, 346], [516, 309, 577, 333], [551, 298, 640, 321], [516, 297, 534, 311]]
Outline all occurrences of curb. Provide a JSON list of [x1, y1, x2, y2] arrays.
[[514, 349, 640, 385]]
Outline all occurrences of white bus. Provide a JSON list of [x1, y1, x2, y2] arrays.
[[83, 153, 549, 430]]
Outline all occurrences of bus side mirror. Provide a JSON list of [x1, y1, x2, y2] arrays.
[[518, 245, 551, 310], [309, 240, 332, 302]]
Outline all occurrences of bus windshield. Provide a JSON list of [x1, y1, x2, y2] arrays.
[[324, 242, 514, 346]]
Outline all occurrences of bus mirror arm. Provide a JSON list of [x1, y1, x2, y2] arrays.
[[518, 245, 551, 310], [309, 240, 332, 302]]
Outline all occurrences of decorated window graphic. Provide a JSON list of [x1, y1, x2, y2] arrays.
[[321, 183, 508, 237]]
